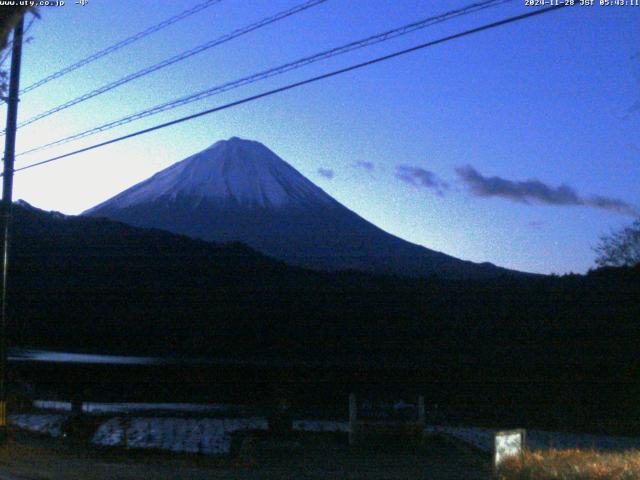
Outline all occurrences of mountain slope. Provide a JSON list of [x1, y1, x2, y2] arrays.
[[84, 137, 516, 279]]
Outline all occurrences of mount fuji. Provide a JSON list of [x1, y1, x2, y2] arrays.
[[84, 137, 515, 278]]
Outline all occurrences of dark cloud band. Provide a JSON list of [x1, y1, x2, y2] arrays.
[[396, 165, 448, 196], [355, 161, 375, 171], [456, 165, 638, 217], [317, 168, 334, 180]]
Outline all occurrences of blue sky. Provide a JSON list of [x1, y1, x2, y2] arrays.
[[4, 0, 639, 274]]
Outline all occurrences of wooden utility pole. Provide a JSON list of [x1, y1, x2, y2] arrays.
[[0, 14, 24, 442]]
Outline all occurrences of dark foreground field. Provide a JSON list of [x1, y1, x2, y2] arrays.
[[0, 429, 489, 480], [8, 203, 640, 437]]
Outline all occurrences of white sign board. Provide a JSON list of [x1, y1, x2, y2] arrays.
[[494, 429, 525, 467]]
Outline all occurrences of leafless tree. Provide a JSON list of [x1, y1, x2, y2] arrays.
[[594, 219, 640, 268]]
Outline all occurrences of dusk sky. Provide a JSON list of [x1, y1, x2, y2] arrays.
[[3, 0, 639, 275]]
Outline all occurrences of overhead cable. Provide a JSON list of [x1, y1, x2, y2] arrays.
[[11, 0, 327, 132], [13, 4, 569, 175], [18, 0, 510, 156], [20, 0, 224, 95]]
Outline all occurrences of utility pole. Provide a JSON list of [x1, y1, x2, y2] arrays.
[[0, 15, 25, 443]]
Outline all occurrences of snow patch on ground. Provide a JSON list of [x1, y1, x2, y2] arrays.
[[9, 412, 348, 456], [19, 411, 636, 458], [92, 417, 124, 447], [293, 420, 349, 432], [91, 418, 348, 455], [92, 417, 268, 455], [425, 426, 640, 453], [9, 414, 68, 437]]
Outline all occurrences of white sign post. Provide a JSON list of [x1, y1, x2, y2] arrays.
[[494, 429, 526, 468]]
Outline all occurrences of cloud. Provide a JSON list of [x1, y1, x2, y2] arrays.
[[396, 165, 449, 196], [456, 165, 639, 217], [455, 165, 580, 204], [317, 168, 334, 180], [354, 161, 375, 171], [586, 195, 639, 216]]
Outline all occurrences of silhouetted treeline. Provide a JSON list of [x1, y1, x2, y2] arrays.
[[7, 203, 639, 381]]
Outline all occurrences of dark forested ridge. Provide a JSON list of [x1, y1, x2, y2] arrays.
[[6, 202, 640, 382]]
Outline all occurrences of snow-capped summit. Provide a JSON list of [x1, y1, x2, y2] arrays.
[[94, 137, 336, 211], [85, 138, 517, 278]]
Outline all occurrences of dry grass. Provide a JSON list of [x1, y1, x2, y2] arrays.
[[496, 448, 640, 480]]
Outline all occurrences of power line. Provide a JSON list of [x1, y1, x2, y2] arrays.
[[13, 4, 569, 176], [18, 0, 511, 157], [9, 0, 327, 133], [19, 0, 224, 95]]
